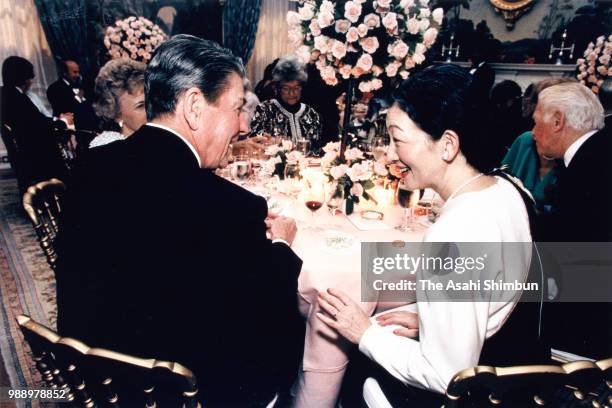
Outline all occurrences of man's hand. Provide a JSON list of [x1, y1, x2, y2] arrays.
[[267, 215, 297, 246], [376, 310, 419, 338], [59, 112, 74, 126]]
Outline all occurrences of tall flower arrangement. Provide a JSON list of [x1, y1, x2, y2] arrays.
[[287, 0, 443, 93], [576, 34, 612, 94], [104, 16, 167, 63]]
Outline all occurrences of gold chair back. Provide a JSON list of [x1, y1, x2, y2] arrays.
[[22, 178, 66, 269], [444, 358, 612, 407], [16, 314, 201, 408]]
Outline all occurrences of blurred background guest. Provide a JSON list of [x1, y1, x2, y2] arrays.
[[502, 78, 575, 213], [249, 55, 321, 152], [47, 60, 87, 117], [253, 58, 278, 102], [89, 59, 146, 148], [1, 56, 69, 185], [489, 80, 524, 161]]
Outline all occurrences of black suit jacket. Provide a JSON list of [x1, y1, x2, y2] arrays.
[[47, 79, 85, 116], [56, 125, 303, 405], [0, 85, 67, 182]]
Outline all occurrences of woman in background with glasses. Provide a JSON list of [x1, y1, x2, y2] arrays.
[[249, 55, 322, 153]]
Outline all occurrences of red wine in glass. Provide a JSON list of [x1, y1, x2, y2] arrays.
[[306, 200, 323, 212]]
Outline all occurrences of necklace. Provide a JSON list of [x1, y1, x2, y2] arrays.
[[446, 173, 485, 203]]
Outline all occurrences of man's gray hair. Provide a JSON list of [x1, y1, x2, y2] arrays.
[[272, 55, 308, 84], [538, 82, 604, 132]]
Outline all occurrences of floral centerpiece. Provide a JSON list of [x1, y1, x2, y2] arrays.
[[263, 140, 305, 180], [287, 0, 443, 92], [104, 16, 167, 63], [321, 141, 389, 214], [576, 34, 612, 93]]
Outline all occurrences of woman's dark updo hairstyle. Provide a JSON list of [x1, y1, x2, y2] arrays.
[[391, 63, 495, 172]]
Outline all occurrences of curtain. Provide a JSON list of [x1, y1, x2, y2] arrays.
[[245, 0, 296, 87], [223, 0, 262, 65], [33, 0, 91, 74], [0, 0, 57, 159]]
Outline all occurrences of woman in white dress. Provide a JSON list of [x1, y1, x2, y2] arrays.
[[317, 64, 549, 406]]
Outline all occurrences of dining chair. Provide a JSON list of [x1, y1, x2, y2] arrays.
[[16, 314, 201, 408], [22, 178, 66, 269]]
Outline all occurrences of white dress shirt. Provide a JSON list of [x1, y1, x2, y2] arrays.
[[563, 129, 598, 168], [359, 177, 532, 393]]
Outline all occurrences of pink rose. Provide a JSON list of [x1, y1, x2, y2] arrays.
[[407, 17, 419, 34], [356, 53, 374, 72], [382, 12, 398, 31], [376, 0, 392, 8], [400, 0, 415, 9], [413, 52, 426, 65], [419, 8, 431, 18], [351, 66, 366, 78], [390, 40, 409, 59], [360, 36, 380, 54], [374, 162, 389, 176], [404, 57, 416, 69], [432, 7, 444, 25], [423, 28, 438, 47], [576, 58, 585, 66], [296, 45, 312, 63], [385, 61, 401, 77], [287, 11, 301, 27], [323, 142, 341, 153], [357, 24, 369, 37], [298, 3, 315, 20], [330, 164, 348, 180], [599, 54, 610, 65], [309, 19, 322, 37], [339, 64, 353, 79], [345, 147, 365, 161], [320, 65, 336, 81], [415, 43, 427, 55], [288, 29, 305, 47], [370, 78, 383, 90], [320, 0, 335, 14], [364, 13, 380, 28], [420, 0, 430, 5], [346, 27, 360, 43], [350, 183, 364, 197], [314, 35, 331, 53], [372, 65, 384, 76], [597, 65, 608, 75], [335, 19, 350, 34], [608, 67, 612, 76], [419, 18, 431, 31], [344, 1, 363, 23], [400, 70, 410, 79], [325, 76, 339, 86], [332, 40, 348, 60], [358, 80, 372, 93], [318, 11, 335, 29]]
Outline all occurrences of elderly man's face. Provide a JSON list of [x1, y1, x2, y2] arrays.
[[197, 73, 247, 168], [532, 103, 563, 158], [64, 61, 81, 84]]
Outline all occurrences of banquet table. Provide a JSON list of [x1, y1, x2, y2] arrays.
[[248, 174, 428, 407]]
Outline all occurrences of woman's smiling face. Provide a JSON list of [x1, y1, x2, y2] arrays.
[[386, 104, 443, 191]]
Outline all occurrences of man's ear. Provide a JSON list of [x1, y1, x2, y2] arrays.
[[552, 110, 565, 132], [182, 87, 206, 131], [440, 130, 460, 162]]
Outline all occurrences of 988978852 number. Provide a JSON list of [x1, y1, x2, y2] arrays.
[[3, 388, 70, 402]]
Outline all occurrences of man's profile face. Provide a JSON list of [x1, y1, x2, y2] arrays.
[[64, 61, 81, 84], [197, 73, 247, 168], [532, 103, 561, 158]]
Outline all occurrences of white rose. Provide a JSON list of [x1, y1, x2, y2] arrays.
[[266, 145, 281, 156], [346, 27, 360, 43], [335, 19, 350, 34], [339, 64, 353, 79], [405, 57, 416, 69], [432, 8, 444, 25], [415, 43, 427, 55], [320, 0, 335, 14], [344, 147, 365, 161], [344, 1, 363, 23], [309, 19, 322, 37], [323, 142, 341, 153], [325, 76, 339, 86], [298, 3, 315, 20], [374, 161, 389, 176], [286, 151, 304, 164], [413, 52, 426, 65], [332, 40, 348, 60], [360, 36, 380, 54], [391, 40, 409, 59], [357, 24, 369, 37], [376, 0, 392, 8], [350, 183, 364, 197], [385, 61, 401, 77], [296, 45, 312, 63], [321, 65, 337, 82], [314, 35, 331, 53], [400, 0, 415, 10], [358, 80, 372, 93], [281, 140, 293, 151], [287, 11, 302, 27], [371, 78, 383, 90], [382, 12, 398, 31], [420, 0, 430, 5], [288, 29, 305, 48], [423, 28, 438, 47], [419, 18, 431, 31], [364, 13, 381, 28], [356, 53, 374, 72], [330, 164, 349, 179], [407, 17, 420, 34], [419, 8, 431, 18], [400, 70, 410, 79], [318, 11, 335, 29]]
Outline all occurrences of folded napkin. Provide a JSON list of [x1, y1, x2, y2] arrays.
[[347, 212, 392, 231]]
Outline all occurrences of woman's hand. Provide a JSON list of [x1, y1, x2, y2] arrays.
[[376, 311, 419, 338], [316, 288, 371, 344]]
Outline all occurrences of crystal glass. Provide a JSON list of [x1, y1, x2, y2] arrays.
[[296, 138, 311, 156], [395, 180, 420, 232], [304, 179, 325, 230], [372, 136, 387, 161], [230, 154, 252, 183], [283, 162, 301, 197], [326, 182, 344, 215]]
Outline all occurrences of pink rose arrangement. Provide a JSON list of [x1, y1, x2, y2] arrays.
[[287, 0, 443, 91], [104, 16, 167, 63], [576, 35, 612, 94]]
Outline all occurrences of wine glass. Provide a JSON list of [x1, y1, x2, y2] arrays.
[[372, 136, 387, 161], [230, 154, 252, 184], [395, 179, 420, 232], [326, 182, 344, 215], [283, 162, 301, 197], [296, 138, 311, 157], [304, 179, 325, 230]]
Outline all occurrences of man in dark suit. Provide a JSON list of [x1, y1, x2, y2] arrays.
[[1, 56, 68, 186], [56, 36, 303, 406], [47, 60, 87, 117], [532, 81, 611, 360]]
